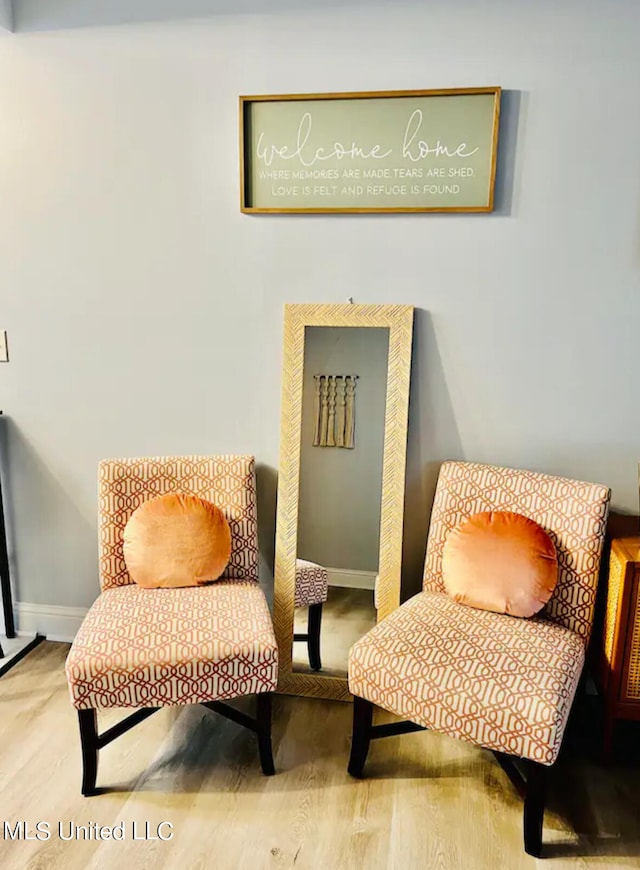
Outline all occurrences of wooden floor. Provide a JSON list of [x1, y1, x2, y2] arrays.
[[1, 643, 640, 869], [293, 586, 377, 676]]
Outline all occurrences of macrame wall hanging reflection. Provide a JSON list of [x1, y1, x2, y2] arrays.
[[312, 375, 358, 448]]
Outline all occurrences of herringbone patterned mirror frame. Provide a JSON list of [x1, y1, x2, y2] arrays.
[[274, 303, 414, 701]]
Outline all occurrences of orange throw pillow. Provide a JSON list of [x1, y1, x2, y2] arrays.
[[442, 511, 558, 618], [123, 494, 232, 588]]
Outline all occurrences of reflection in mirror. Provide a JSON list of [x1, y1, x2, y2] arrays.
[[293, 326, 389, 677]]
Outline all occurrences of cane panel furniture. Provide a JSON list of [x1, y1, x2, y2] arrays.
[[597, 537, 640, 756]]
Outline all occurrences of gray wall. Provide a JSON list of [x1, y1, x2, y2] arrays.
[[1, 0, 639, 611], [297, 327, 388, 573], [0, 1, 12, 32]]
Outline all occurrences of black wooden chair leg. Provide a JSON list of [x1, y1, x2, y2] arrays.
[[78, 709, 99, 796], [348, 696, 373, 778], [256, 692, 275, 776], [602, 712, 617, 762], [523, 759, 547, 857], [307, 603, 323, 671]]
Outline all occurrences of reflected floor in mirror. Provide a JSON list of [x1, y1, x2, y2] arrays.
[[293, 587, 377, 677]]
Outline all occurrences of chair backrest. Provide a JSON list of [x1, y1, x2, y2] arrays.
[[423, 461, 611, 640], [98, 455, 259, 591]]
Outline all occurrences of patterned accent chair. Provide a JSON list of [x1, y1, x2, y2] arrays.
[[65, 456, 278, 795], [294, 559, 328, 671], [347, 461, 610, 857]]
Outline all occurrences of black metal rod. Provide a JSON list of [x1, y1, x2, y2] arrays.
[[0, 438, 16, 638], [97, 707, 160, 748], [0, 634, 44, 677]]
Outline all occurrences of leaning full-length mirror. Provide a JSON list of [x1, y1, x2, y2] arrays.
[[274, 304, 414, 701]]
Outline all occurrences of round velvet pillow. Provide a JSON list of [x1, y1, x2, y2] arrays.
[[442, 511, 558, 618], [123, 494, 232, 588]]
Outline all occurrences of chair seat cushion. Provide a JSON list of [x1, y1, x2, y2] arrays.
[[348, 590, 585, 765], [295, 559, 329, 608], [66, 581, 278, 709]]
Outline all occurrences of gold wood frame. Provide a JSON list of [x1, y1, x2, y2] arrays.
[[274, 304, 414, 701], [239, 87, 501, 214]]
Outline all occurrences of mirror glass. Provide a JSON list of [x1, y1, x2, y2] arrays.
[[292, 326, 389, 677]]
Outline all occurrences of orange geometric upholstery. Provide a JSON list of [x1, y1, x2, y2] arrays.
[[66, 455, 277, 711], [66, 582, 278, 709], [349, 461, 610, 765], [98, 456, 259, 590], [424, 462, 610, 640], [295, 559, 329, 608], [349, 589, 584, 765]]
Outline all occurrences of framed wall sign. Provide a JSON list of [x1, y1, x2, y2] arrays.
[[239, 87, 501, 214]]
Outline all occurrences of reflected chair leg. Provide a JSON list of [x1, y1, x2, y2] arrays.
[[78, 709, 99, 796], [307, 603, 323, 671], [523, 759, 547, 858], [256, 692, 275, 776], [348, 696, 373, 778]]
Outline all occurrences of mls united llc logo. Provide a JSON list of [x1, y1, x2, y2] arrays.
[[3, 820, 174, 841]]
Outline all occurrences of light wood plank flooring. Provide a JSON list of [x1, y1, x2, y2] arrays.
[[1, 642, 639, 869]]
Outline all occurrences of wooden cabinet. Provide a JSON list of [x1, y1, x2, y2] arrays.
[[597, 537, 640, 755]]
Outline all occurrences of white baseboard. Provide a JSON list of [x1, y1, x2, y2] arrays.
[[327, 568, 377, 591], [14, 571, 378, 640], [15, 602, 88, 643]]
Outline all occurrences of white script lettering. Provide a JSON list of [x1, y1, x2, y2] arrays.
[[257, 113, 392, 167], [402, 110, 479, 162]]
